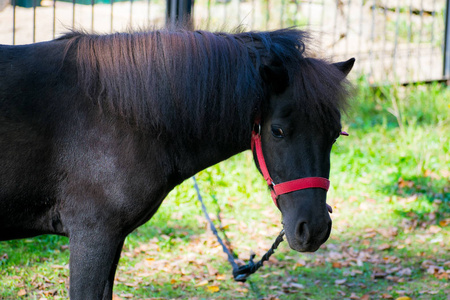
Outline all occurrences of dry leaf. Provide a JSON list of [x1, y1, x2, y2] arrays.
[[381, 294, 393, 299], [397, 268, 412, 276], [206, 264, 218, 276], [395, 297, 412, 300], [288, 282, 305, 289], [335, 279, 347, 285], [269, 285, 279, 290], [428, 225, 441, 234], [216, 274, 227, 280], [378, 243, 391, 251], [439, 219, 450, 227], [207, 285, 220, 293], [194, 280, 209, 287], [18, 289, 27, 297], [350, 293, 360, 299]]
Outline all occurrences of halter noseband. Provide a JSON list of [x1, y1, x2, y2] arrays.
[[251, 122, 334, 209]]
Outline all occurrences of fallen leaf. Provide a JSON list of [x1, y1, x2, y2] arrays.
[[397, 268, 412, 276], [381, 293, 393, 299], [435, 272, 449, 280], [51, 265, 65, 269], [398, 178, 414, 188], [428, 225, 441, 234], [378, 243, 391, 251], [395, 297, 412, 300], [206, 264, 218, 276], [335, 279, 347, 285], [350, 293, 360, 299], [194, 280, 209, 287], [439, 219, 450, 227], [216, 274, 227, 280], [18, 289, 27, 297], [207, 285, 220, 293], [288, 282, 304, 289]]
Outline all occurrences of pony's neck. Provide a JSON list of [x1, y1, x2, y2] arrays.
[[168, 127, 251, 184]]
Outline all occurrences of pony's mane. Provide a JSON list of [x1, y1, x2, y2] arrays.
[[61, 28, 348, 140]]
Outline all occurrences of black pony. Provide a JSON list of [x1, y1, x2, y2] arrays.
[[0, 28, 354, 299]]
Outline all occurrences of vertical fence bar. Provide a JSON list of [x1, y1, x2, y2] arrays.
[[357, 0, 364, 62], [382, 0, 387, 80], [279, 0, 284, 28], [369, 0, 376, 81], [307, 0, 312, 29], [91, 0, 94, 31], [72, 0, 76, 29], [430, 0, 436, 79], [418, 0, 424, 81], [12, 0, 16, 44], [53, 0, 56, 39], [331, 0, 339, 58], [407, 0, 412, 78], [345, 0, 351, 62], [111, 0, 114, 33], [130, 0, 133, 25], [166, 0, 193, 27], [444, 0, 450, 78], [319, 0, 325, 49], [33, 0, 37, 42], [147, 0, 151, 27], [392, 0, 400, 80]]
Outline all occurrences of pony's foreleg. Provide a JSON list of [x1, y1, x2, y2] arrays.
[[103, 239, 125, 299], [68, 232, 124, 300]]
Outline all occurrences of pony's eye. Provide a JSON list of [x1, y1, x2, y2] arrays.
[[271, 126, 285, 138]]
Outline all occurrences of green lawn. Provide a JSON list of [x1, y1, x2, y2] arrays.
[[1, 81, 449, 299]]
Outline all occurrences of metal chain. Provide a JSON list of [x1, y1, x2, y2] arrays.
[[192, 176, 285, 282]]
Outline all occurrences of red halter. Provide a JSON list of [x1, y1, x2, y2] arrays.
[[251, 123, 331, 209]]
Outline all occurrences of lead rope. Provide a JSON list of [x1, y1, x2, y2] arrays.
[[192, 176, 285, 282]]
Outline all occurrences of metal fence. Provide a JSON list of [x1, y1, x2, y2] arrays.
[[0, 0, 448, 83]]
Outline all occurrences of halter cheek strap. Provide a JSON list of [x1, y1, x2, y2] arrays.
[[251, 124, 331, 209]]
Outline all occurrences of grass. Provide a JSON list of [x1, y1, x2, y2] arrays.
[[1, 80, 449, 299]]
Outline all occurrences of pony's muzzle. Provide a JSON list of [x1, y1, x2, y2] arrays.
[[288, 219, 332, 252]]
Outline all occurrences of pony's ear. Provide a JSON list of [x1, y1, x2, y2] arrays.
[[332, 58, 355, 77], [259, 64, 289, 94]]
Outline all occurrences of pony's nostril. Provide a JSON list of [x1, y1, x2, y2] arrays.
[[297, 221, 310, 242]]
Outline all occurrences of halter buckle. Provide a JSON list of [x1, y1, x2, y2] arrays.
[[252, 123, 261, 135]]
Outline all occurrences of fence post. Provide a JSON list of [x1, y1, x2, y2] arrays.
[[166, 0, 193, 28], [444, 0, 450, 78]]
